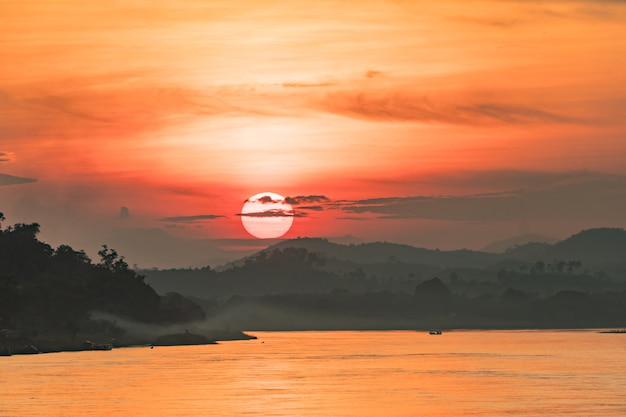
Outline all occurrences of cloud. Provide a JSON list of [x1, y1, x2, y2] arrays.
[[0, 152, 10, 162], [250, 196, 284, 204], [285, 195, 330, 205], [319, 91, 584, 125], [237, 209, 304, 218], [0, 79, 277, 149], [0, 173, 37, 186], [157, 214, 225, 223], [337, 172, 626, 223]]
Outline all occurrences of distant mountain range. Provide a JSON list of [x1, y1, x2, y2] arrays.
[[79, 226, 626, 270], [141, 227, 626, 330], [144, 227, 626, 301], [253, 227, 626, 268]]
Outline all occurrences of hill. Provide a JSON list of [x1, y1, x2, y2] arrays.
[[504, 227, 626, 266], [138, 227, 626, 330], [481, 233, 558, 253], [265, 238, 499, 267]]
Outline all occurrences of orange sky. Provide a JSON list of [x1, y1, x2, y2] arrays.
[[1, 0, 626, 267]]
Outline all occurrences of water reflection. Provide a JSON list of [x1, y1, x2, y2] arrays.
[[2, 330, 626, 417]]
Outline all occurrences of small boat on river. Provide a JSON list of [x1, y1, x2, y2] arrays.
[[429, 330, 443, 335]]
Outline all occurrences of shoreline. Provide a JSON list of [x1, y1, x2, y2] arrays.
[[5, 327, 625, 356], [0, 330, 257, 357]]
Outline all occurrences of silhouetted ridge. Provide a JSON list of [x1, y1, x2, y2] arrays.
[[139, 227, 626, 330], [481, 233, 558, 253], [553, 228, 626, 264], [268, 238, 498, 267]]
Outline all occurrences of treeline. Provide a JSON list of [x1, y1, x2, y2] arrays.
[[0, 214, 204, 343], [197, 277, 626, 330], [145, 245, 626, 299], [144, 245, 626, 330]]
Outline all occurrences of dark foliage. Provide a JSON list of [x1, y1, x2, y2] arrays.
[[142, 230, 626, 330], [0, 215, 205, 338]]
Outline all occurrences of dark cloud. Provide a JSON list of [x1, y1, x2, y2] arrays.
[[320, 92, 584, 125], [297, 205, 324, 211], [285, 195, 330, 205], [0, 173, 37, 186], [237, 209, 304, 218], [0, 152, 10, 162], [338, 173, 626, 223], [248, 195, 284, 204], [157, 214, 224, 223]]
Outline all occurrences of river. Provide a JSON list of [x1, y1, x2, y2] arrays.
[[2, 330, 625, 416]]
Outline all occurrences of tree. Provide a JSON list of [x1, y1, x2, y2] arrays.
[[97, 245, 129, 272], [413, 277, 451, 301], [531, 261, 545, 275], [54, 245, 91, 265]]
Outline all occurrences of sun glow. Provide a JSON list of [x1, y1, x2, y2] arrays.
[[240, 192, 294, 239]]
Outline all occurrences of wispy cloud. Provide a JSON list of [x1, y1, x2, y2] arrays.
[[237, 209, 303, 218], [249, 196, 285, 204], [319, 91, 584, 125], [285, 195, 330, 205], [336, 172, 626, 222], [158, 214, 225, 223], [0, 173, 37, 186], [297, 205, 324, 211]]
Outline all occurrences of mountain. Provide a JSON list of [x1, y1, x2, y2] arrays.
[[265, 238, 499, 267], [504, 227, 626, 266], [481, 233, 558, 253], [139, 227, 626, 330], [551, 228, 626, 265]]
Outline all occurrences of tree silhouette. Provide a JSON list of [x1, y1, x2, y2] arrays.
[[97, 245, 129, 272]]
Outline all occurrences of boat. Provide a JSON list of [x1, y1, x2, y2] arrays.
[[429, 330, 442, 335]]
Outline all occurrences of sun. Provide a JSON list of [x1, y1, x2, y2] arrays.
[[240, 192, 294, 239]]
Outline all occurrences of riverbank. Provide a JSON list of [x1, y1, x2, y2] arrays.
[[0, 329, 257, 356]]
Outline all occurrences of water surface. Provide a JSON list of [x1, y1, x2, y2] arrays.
[[2, 330, 625, 416]]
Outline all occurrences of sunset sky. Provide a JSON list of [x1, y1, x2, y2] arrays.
[[2, 0, 626, 267]]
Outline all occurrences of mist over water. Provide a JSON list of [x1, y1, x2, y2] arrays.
[[3, 330, 626, 417]]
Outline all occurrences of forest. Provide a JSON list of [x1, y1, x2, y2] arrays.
[[144, 231, 626, 330], [0, 213, 223, 354]]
